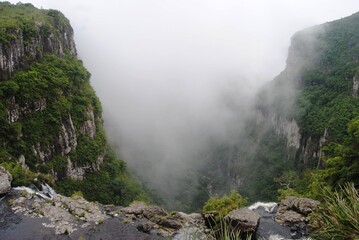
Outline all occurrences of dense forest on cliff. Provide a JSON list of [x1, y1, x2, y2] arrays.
[[256, 11, 359, 195]]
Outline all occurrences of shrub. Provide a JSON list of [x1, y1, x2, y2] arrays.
[[277, 187, 302, 201], [203, 190, 247, 220], [310, 182, 359, 240], [71, 191, 84, 199], [0, 162, 36, 186]]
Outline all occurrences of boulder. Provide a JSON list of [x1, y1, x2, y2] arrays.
[[171, 212, 211, 240], [137, 221, 157, 233], [122, 202, 183, 236], [292, 197, 320, 215], [224, 207, 260, 237], [122, 202, 168, 220], [275, 197, 320, 238], [159, 218, 182, 230], [172, 212, 204, 225], [275, 210, 305, 224], [0, 166, 12, 195], [275, 197, 320, 224]]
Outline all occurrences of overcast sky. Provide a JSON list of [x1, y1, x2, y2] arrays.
[[7, 0, 359, 200]]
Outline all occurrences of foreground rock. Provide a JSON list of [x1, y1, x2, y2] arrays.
[[0, 167, 12, 195], [1, 186, 320, 240], [9, 189, 108, 234], [122, 202, 210, 239], [275, 197, 320, 238], [1, 187, 213, 239], [250, 202, 293, 239], [0, 188, 162, 240], [224, 207, 260, 238]]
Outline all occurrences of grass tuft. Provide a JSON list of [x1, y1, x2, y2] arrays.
[[310, 182, 359, 240]]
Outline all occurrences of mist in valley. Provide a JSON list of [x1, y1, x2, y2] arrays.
[[9, 0, 359, 208]]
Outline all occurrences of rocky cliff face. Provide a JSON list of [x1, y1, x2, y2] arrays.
[[0, 2, 148, 207], [200, 12, 359, 203], [0, 3, 105, 182], [0, 166, 12, 195], [0, 4, 76, 80], [260, 13, 359, 169], [254, 24, 327, 166]]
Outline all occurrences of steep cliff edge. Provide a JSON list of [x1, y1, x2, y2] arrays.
[[240, 11, 359, 199], [0, 2, 148, 206], [194, 12, 359, 203], [257, 13, 359, 167], [0, 2, 76, 80]]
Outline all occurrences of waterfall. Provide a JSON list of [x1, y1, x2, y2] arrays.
[[13, 184, 56, 200], [248, 202, 278, 213]]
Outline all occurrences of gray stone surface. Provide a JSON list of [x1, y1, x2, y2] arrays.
[[275, 196, 320, 224], [0, 20, 76, 81], [224, 207, 260, 237], [0, 167, 12, 195]]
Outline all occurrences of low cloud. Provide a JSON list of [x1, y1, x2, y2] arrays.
[[9, 0, 359, 206]]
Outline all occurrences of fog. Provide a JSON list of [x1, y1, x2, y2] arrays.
[[9, 0, 359, 206]]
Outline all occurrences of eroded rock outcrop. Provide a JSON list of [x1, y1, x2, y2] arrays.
[[121, 202, 210, 239], [66, 153, 104, 180], [275, 196, 320, 223], [0, 8, 76, 81], [56, 114, 77, 156], [80, 106, 97, 139], [122, 202, 180, 237], [9, 188, 107, 235], [352, 72, 359, 97], [0, 167, 12, 195], [275, 196, 320, 238]]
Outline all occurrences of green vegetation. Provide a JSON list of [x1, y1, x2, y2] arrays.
[[202, 191, 250, 240], [276, 187, 302, 201], [1, 161, 37, 186], [260, 13, 359, 239], [293, 13, 359, 166], [57, 150, 150, 206], [239, 128, 292, 202], [193, 14, 359, 238], [71, 191, 84, 199], [0, 53, 100, 169], [310, 183, 359, 240], [0, 2, 70, 44], [273, 115, 359, 200], [209, 218, 243, 240], [320, 117, 359, 186], [203, 190, 247, 220], [234, 12, 359, 203], [274, 170, 303, 200], [0, 2, 149, 206], [0, 52, 149, 205]]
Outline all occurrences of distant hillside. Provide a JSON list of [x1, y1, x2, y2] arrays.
[[254, 11, 359, 189], [194, 12, 359, 204]]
